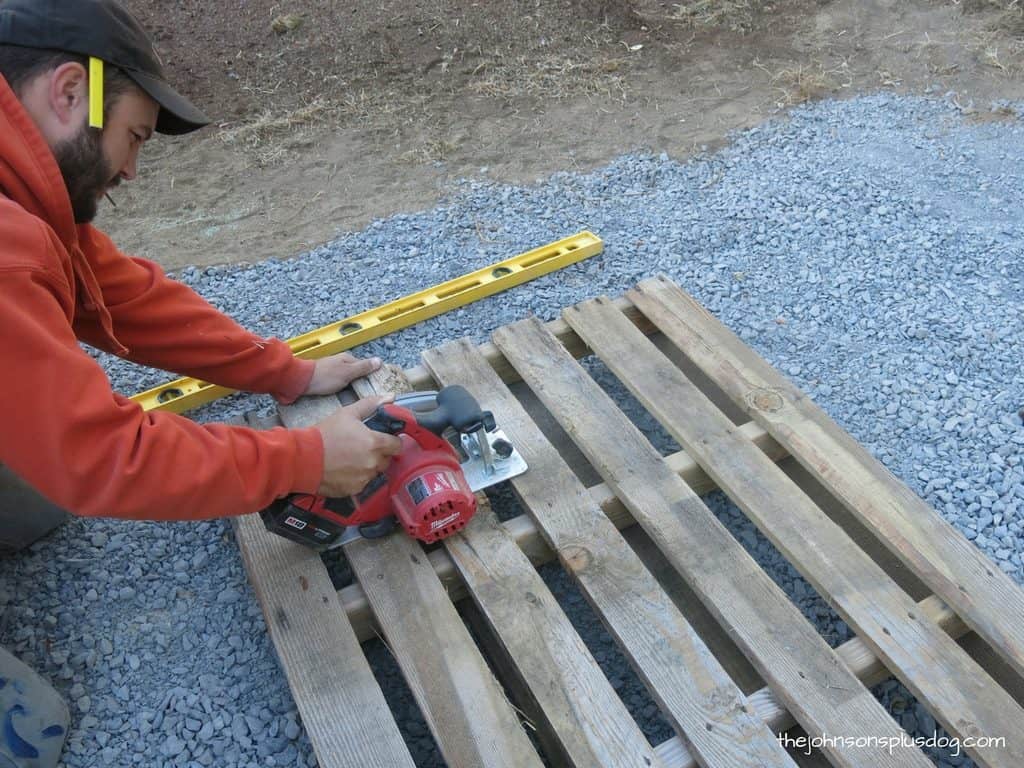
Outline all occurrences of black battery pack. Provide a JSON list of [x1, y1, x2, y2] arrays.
[[259, 497, 346, 550]]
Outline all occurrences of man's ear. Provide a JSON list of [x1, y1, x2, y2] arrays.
[[47, 61, 89, 128]]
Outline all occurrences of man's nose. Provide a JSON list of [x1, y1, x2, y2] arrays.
[[119, 151, 139, 182]]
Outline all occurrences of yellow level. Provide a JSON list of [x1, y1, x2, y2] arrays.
[[131, 231, 603, 414]]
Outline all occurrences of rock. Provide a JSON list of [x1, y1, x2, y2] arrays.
[[161, 734, 187, 758], [271, 13, 302, 34], [231, 714, 249, 740]]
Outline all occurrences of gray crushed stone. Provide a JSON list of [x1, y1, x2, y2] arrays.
[[1, 92, 1021, 767]]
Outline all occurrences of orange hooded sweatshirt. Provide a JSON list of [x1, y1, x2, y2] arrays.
[[0, 75, 324, 520]]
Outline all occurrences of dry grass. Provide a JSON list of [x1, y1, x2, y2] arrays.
[[217, 97, 340, 164], [216, 88, 416, 166], [953, 0, 1024, 76], [668, 0, 758, 33], [211, 8, 635, 166], [335, 89, 406, 123], [467, 53, 628, 102], [982, 42, 1011, 69], [755, 61, 851, 108], [215, 47, 633, 166], [877, 68, 904, 87], [397, 138, 461, 164], [958, 0, 1024, 36]]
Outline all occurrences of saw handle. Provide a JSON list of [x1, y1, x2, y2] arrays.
[[414, 385, 495, 435], [361, 406, 409, 436], [362, 403, 452, 458], [364, 385, 493, 440]]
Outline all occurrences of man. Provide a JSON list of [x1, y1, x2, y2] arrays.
[[0, 0, 403, 761], [0, 0, 403, 538]]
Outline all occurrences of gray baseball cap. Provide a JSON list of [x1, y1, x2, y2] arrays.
[[0, 0, 210, 134]]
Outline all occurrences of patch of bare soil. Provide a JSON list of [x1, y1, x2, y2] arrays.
[[102, 0, 1024, 270]]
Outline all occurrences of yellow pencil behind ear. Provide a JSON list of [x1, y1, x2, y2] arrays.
[[88, 57, 104, 129]]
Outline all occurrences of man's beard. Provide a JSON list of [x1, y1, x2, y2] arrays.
[[52, 127, 116, 224]]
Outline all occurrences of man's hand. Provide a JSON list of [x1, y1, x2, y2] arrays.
[[315, 396, 403, 498], [304, 352, 383, 396]]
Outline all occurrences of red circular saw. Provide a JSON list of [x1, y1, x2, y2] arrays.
[[261, 386, 527, 549]]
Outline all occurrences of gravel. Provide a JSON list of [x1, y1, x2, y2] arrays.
[[2, 92, 1022, 767]]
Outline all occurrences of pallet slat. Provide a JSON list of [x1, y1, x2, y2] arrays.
[[655, 594, 969, 768], [424, 338, 795, 768], [629, 274, 1024, 680], [279, 393, 543, 768], [492, 316, 934, 768], [232, 515, 415, 768], [564, 296, 1024, 768], [339, 419, 786, 643], [402, 296, 655, 390], [356, 367, 665, 768], [448, 503, 667, 767]]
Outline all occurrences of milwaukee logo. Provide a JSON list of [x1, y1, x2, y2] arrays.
[[430, 512, 460, 531]]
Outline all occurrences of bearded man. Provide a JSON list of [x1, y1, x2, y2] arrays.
[[0, 2, 400, 760]]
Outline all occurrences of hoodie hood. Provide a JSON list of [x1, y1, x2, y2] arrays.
[[0, 73, 78, 248], [0, 73, 130, 356]]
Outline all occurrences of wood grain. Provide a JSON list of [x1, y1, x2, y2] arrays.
[[629, 274, 1024, 682], [279, 391, 543, 768], [425, 338, 796, 768], [492, 316, 935, 768], [355, 367, 664, 768], [564, 296, 1024, 768], [233, 513, 415, 768]]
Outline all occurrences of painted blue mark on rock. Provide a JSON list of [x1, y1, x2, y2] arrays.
[[41, 724, 64, 738], [2, 705, 39, 759]]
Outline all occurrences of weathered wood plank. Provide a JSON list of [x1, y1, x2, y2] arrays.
[[278, 393, 543, 768], [564, 296, 1024, 768], [402, 296, 654, 389], [447, 502, 666, 768], [492, 316, 935, 768], [653, 597, 968, 766], [355, 367, 665, 768], [458, 597, 576, 768], [629, 274, 1024, 681], [233, 514, 415, 768], [238, 373, 974, 768], [424, 338, 796, 768]]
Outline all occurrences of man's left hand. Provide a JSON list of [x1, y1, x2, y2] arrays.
[[303, 352, 383, 396]]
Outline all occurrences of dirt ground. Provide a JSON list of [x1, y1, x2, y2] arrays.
[[103, 0, 1024, 271]]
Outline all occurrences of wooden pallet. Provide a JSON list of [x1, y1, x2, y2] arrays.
[[233, 275, 1024, 768]]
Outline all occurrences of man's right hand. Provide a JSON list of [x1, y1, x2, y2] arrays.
[[315, 396, 403, 498]]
